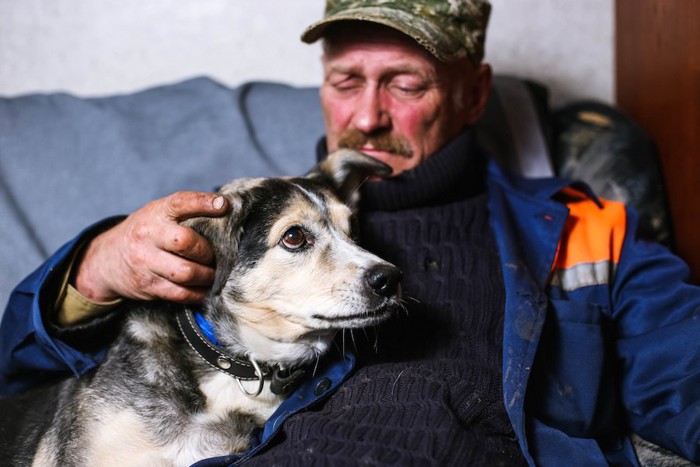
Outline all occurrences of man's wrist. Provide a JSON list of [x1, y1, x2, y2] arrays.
[[53, 228, 123, 326], [72, 232, 120, 303]]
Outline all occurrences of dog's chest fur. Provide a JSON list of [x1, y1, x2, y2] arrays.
[[34, 306, 284, 466]]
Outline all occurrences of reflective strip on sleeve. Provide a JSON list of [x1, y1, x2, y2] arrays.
[[549, 188, 627, 291]]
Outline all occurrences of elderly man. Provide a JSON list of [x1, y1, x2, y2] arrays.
[[2, 1, 700, 465]]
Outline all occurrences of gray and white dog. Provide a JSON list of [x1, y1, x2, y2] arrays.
[[0, 150, 402, 466]]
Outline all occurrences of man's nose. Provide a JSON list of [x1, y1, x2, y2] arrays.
[[351, 87, 390, 134]]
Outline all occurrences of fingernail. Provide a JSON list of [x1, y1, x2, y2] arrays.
[[213, 196, 225, 210]]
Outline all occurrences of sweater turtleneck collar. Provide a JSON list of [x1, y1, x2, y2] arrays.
[[315, 129, 486, 211]]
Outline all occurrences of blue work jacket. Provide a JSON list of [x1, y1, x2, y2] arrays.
[[2, 162, 699, 466]]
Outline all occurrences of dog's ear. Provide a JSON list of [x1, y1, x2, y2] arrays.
[[181, 184, 249, 296], [309, 149, 392, 207]]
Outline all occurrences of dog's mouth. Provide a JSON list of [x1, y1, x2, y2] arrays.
[[311, 302, 398, 329]]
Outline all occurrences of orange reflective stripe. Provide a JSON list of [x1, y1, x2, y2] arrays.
[[549, 188, 627, 290]]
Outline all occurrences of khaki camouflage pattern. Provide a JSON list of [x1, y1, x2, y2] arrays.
[[301, 0, 491, 64]]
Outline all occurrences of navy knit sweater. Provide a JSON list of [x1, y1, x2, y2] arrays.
[[246, 131, 526, 466]]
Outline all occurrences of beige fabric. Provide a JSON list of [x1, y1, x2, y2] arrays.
[[55, 246, 122, 326]]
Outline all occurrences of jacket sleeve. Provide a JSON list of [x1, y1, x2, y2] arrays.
[[0, 217, 124, 397], [612, 207, 700, 462]]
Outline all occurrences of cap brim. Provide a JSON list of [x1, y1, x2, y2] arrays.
[[300, 7, 465, 62]]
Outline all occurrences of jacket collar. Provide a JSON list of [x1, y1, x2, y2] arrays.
[[488, 161, 601, 206]]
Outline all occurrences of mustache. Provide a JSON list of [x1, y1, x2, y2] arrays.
[[337, 130, 413, 159]]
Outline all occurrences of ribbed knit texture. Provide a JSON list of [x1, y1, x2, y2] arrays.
[[246, 131, 525, 466]]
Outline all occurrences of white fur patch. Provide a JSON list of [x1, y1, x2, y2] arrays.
[[83, 412, 169, 466], [125, 313, 173, 343], [198, 372, 282, 423]]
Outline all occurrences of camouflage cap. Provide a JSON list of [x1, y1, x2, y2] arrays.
[[301, 0, 492, 64]]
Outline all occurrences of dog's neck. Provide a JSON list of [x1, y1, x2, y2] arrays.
[[176, 307, 309, 396]]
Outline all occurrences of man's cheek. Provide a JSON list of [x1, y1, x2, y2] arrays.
[[321, 104, 344, 150], [402, 112, 443, 154], [327, 112, 355, 149]]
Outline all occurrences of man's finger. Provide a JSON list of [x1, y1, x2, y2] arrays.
[[150, 250, 217, 288], [148, 277, 211, 304], [163, 191, 229, 222], [156, 224, 216, 265]]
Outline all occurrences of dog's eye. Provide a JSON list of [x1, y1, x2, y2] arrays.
[[281, 227, 307, 250]]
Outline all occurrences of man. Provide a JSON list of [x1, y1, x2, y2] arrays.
[[2, 1, 700, 465]]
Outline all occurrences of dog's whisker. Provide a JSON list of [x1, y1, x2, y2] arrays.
[[343, 329, 348, 357], [312, 354, 321, 377], [331, 332, 343, 354], [359, 326, 379, 354], [361, 327, 369, 340], [350, 329, 358, 353], [351, 175, 371, 197]]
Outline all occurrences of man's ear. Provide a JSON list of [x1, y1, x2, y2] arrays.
[[181, 188, 247, 296], [464, 63, 493, 125], [310, 148, 392, 208]]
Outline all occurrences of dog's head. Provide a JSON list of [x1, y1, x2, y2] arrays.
[[185, 149, 402, 366]]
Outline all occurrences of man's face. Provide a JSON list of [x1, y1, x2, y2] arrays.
[[320, 24, 491, 176]]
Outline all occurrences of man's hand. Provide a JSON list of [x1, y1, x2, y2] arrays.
[[74, 191, 229, 304]]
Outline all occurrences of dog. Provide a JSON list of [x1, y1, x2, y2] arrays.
[[0, 149, 402, 466]]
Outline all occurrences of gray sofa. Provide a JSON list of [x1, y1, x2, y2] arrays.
[[0, 75, 551, 313]]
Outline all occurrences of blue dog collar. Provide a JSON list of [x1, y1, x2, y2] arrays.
[[193, 310, 221, 347]]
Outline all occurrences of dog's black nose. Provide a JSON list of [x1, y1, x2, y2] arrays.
[[366, 264, 402, 298]]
